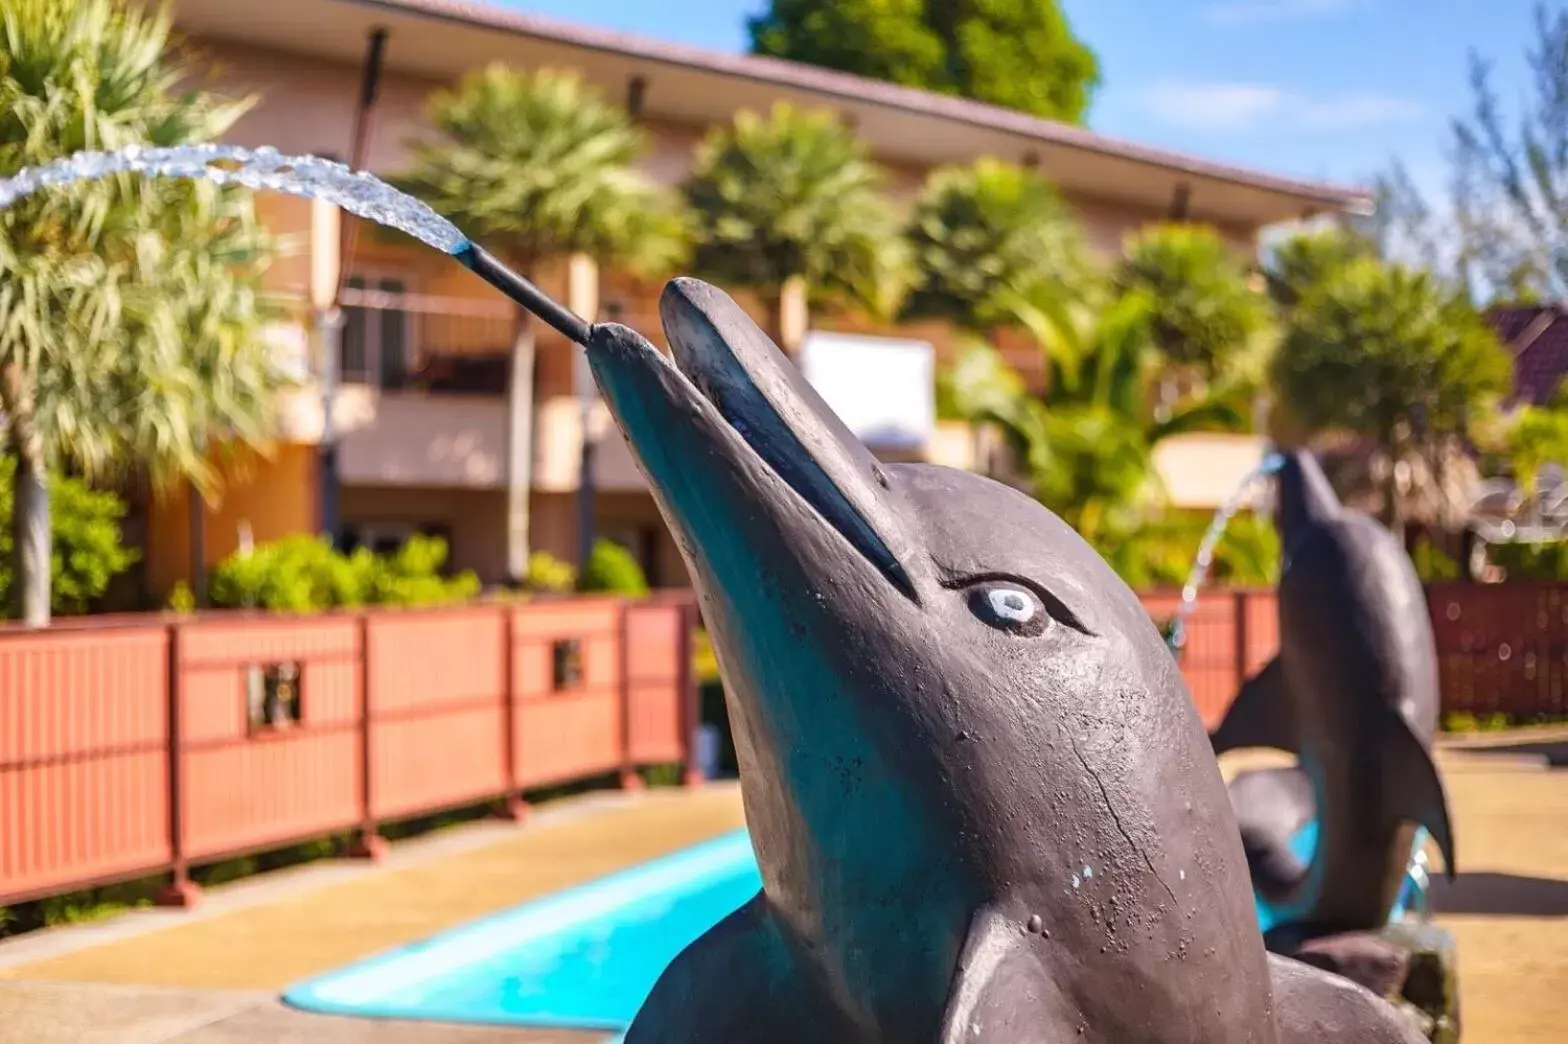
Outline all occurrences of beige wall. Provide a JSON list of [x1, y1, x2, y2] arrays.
[[186, 36, 1270, 588]]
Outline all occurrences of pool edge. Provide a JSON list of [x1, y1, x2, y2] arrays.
[[280, 828, 753, 1032]]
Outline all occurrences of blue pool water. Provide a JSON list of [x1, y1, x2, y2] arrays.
[[284, 820, 1425, 1033]]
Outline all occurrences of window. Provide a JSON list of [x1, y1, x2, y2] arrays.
[[246, 662, 303, 733], [551, 638, 585, 691], [341, 273, 413, 387], [339, 522, 455, 564]]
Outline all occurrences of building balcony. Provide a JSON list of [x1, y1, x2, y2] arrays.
[[271, 286, 978, 493]]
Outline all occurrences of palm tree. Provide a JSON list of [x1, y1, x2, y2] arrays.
[[0, 0, 283, 624], [942, 295, 1248, 560], [903, 158, 1098, 360], [401, 65, 685, 581], [681, 103, 907, 351], [1113, 223, 1274, 399]]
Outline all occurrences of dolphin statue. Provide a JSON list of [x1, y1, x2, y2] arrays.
[[1210, 449, 1457, 946], [571, 278, 1423, 1042]]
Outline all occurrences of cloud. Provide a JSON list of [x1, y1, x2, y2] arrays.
[[1142, 82, 1423, 133], [1202, 0, 1358, 26], [1143, 83, 1285, 132]]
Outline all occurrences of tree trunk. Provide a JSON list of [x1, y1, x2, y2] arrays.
[[505, 307, 537, 584], [12, 448, 50, 627], [187, 480, 208, 609], [1385, 451, 1406, 546], [771, 275, 809, 357], [3, 358, 51, 627]]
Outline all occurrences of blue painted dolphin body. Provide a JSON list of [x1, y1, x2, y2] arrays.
[[575, 279, 1423, 1042]]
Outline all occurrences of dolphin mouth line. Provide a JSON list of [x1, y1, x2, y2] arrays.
[[618, 315, 917, 601]]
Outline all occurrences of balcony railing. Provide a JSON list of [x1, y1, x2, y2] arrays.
[[337, 283, 516, 396]]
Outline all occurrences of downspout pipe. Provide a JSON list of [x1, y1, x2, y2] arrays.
[[319, 26, 389, 542]]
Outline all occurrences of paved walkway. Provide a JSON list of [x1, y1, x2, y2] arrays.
[[2, 743, 1565, 1042], [0, 785, 745, 1042]]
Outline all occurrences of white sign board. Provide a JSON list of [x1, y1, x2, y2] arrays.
[[797, 331, 934, 451]]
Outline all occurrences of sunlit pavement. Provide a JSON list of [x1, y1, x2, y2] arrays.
[[1, 738, 1566, 1042]]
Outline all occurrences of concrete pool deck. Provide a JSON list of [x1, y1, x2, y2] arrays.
[[2, 743, 1567, 1042]]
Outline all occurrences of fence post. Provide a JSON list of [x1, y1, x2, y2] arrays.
[[680, 597, 704, 787], [1234, 590, 1250, 694], [154, 622, 201, 908], [618, 599, 645, 791], [349, 613, 387, 860], [499, 605, 528, 821]]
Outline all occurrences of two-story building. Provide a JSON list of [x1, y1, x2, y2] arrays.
[[142, 0, 1366, 596]]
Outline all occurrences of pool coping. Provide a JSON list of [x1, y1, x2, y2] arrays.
[[281, 829, 755, 1035]]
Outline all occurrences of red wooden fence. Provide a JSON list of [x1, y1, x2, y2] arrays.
[[1146, 583, 1568, 728], [6, 583, 1567, 911], [0, 595, 699, 909]]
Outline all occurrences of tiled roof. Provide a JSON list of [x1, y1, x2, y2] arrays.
[[347, 0, 1366, 209], [1486, 305, 1568, 406]]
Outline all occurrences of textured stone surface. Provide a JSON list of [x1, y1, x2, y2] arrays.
[[1275, 923, 1460, 1043]]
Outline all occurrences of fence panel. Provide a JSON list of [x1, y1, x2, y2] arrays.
[[1428, 583, 1568, 720], [510, 598, 624, 788], [623, 598, 692, 768], [176, 615, 362, 863], [0, 625, 170, 904], [366, 607, 509, 820]]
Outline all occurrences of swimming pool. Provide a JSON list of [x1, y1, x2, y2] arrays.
[[283, 822, 1427, 1034]]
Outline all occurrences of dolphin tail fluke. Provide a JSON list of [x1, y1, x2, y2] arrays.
[[624, 892, 831, 1044], [1267, 953, 1429, 1043], [1381, 718, 1457, 879], [938, 908, 1074, 1043], [1210, 658, 1298, 756]]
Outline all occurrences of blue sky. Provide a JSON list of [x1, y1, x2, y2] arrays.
[[497, 0, 1540, 198]]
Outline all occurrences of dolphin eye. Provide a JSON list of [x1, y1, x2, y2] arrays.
[[968, 583, 1049, 637]]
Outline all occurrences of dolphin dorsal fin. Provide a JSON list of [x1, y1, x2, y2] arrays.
[[938, 908, 1074, 1043]]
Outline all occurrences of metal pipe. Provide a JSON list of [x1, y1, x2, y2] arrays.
[[455, 242, 593, 345]]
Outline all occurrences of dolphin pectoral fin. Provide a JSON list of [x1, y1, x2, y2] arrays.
[[937, 908, 1072, 1044], [625, 892, 834, 1044], [1210, 658, 1298, 756], [1381, 719, 1457, 879], [1267, 953, 1427, 1042]]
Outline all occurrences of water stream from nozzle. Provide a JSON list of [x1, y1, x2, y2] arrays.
[[1165, 451, 1286, 655], [0, 144, 590, 344]]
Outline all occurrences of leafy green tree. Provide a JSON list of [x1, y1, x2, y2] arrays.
[[1268, 255, 1512, 533], [682, 103, 907, 347], [0, 0, 283, 625], [903, 158, 1096, 359], [1114, 223, 1273, 383], [401, 66, 686, 582], [1261, 226, 1376, 310], [748, 0, 1100, 124], [0, 459, 138, 616], [943, 293, 1246, 552]]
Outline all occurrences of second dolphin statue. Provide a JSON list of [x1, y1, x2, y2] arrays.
[[1211, 449, 1456, 944]]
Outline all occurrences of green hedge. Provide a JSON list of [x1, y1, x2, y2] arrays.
[[207, 533, 479, 612], [577, 539, 650, 596], [0, 460, 139, 617]]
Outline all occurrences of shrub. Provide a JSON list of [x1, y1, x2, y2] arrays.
[[208, 533, 479, 612], [524, 550, 576, 593], [1487, 540, 1568, 581], [0, 459, 139, 617], [576, 539, 649, 596]]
